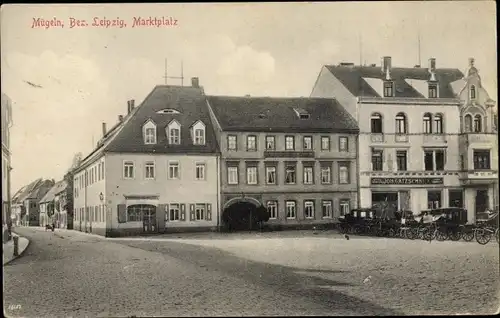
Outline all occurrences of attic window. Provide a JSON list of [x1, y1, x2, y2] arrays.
[[428, 84, 438, 98], [156, 109, 181, 114], [293, 108, 310, 119], [383, 81, 394, 97]]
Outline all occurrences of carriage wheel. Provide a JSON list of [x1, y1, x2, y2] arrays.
[[388, 228, 396, 238], [436, 229, 448, 241], [448, 230, 461, 242], [405, 228, 415, 240], [461, 230, 475, 242], [353, 225, 362, 235], [495, 228, 499, 244], [475, 229, 492, 245]]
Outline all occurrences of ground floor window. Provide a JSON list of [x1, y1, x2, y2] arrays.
[[266, 201, 277, 219], [427, 190, 442, 209], [286, 201, 296, 219], [449, 190, 464, 208], [195, 204, 206, 221], [127, 204, 155, 222], [304, 200, 315, 219], [322, 200, 332, 218], [339, 199, 350, 216], [170, 204, 180, 221]]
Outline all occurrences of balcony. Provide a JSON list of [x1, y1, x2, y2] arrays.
[[370, 134, 384, 143], [466, 133, 497, 145], [459, 170, 498, 186], [423, 134, 447, 145], [394, 134, 409, 143], [264, 150, 315, 159]]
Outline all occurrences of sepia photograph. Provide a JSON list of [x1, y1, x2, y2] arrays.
[[1, 1, 499, 316]]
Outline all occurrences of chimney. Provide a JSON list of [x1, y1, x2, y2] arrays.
[[468, 57, 475, 67], [428, 58, 436, 72], [102, 122, 107, 136], [191, 77, 199, 88], [381, 56, 392, 72], [127, 101, 131, 114], [130, 99, 135, 110], [118, 115, 124, 122]]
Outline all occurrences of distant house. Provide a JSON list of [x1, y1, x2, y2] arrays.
[[39, 180, 68, 228], [12, 179, 43, 226], [73, 78, 221, 237]]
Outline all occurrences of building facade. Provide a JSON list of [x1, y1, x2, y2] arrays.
[[311, 56, 497, 222], [2, 93, 13, 232], [73, 79, 221, 237], [39, 180, 68, 228], [207, 96, 359, 230]]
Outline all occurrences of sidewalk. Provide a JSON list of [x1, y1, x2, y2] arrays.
[[3, 232, 30, 265]]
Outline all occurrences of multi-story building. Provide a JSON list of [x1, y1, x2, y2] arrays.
[[2, 93, 13, 233], [73, 78, 221, 237], [206, 96, 359, 230], [39, 180, 68, 228], [311, 56, 497, 222], [12, 178, 54, 226]]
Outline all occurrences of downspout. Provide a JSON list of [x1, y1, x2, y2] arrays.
[[216, 155, 220, 232], [84, 169, 88, 233], [356, 133, 361, 209]]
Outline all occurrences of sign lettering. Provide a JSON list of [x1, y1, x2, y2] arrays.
[[370, 178, 444, 185]]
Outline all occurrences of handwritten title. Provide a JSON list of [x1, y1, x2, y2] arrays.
[[31, 17, 179, 29]]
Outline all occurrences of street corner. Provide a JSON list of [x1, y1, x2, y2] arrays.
[[3, 233, 30, 266]]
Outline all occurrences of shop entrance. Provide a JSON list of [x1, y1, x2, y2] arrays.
[[475, 189, 489, 215], [371, 192, 398, 218]]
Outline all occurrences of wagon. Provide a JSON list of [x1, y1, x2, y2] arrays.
[[337, 208, 377, 235], [474, 209, 499, 245]]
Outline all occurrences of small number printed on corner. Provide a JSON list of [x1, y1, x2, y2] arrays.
[[8, 304, 21, 310]]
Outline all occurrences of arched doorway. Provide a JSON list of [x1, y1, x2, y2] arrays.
[[222, 197, 268, 232]]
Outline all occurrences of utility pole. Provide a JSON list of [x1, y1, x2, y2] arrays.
[[163, 58, 184, 86]]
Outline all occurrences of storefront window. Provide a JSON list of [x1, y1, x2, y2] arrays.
[[427, 190, 442, 209], [448, 190, 464, 208]]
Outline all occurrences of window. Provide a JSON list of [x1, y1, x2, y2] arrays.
[[145, 161, 155, 179], [395, 113, 407, 134], [267, 201, 277, 219], [383, 81, 394, 97], [303, 136, 312, 150], [473, 150, 490, 170], [98, 163, 102, 181], [339, 200, 350, 216], [285, 136, 295, 150], [169, 128, 180, 145], [246, 166, 258, 185], [265, 136, 275, 150], [123, 161, 134, 179], [473, 115, 482, 133], [339, 137, 348, 152], [303, 166, 314, 184], [286, 201, 296, 219], [470, 85, 476, 100], [424, 149, 445, 171], [228, 135, 237, 151], [321, 137, 330, 151], [195, 204, 205, 221], [227, 166, 239, 185], [145, 127, 156, 144], [194, 128, 205, 145], [126, 204, 154, 222], [247, 135, 257, 151], [423, 113, 432, 133], [285, 164, 296, 184], [320, 165, 331, 184], [266, 166, 276, 184], [371, 113, 383, 133], [449, 190, 464, 208], [427, 191, 442, 209], [304, 201, 315, 219], [168, 162, 180, 179], [322, 201, 333, 218], [101, 161, 105, 179], [371, 149, 383, 171], [464, 115, 472, 133], [396, 150, 407, 171], [339, 162, 350, 184], [433, 114, 443, 134], [195, 163, 206, 180], [169, 204, 180, 221], [428, 84, 438, 98]]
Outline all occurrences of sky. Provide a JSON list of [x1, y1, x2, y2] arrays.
[[1, 2, 497, 193]]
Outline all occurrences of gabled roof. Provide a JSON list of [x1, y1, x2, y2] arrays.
[[13, 178, 42, 203], [324, 65, 464, 99], [104, 85, 219, 154], [207, 96, 359, 133], [27, 180, 55, 201], [40, 180, 68, 203]]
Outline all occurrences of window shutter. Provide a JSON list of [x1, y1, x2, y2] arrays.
[[157, 204, 166, 227], [190, 204, 195, 221], [180, 204, 186, 221], [164, 204, 169, 222], [117, 204, 126, 223], [207, 203, 212, 221]]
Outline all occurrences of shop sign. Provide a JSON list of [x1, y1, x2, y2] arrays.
[[371, 177, 444, 185]]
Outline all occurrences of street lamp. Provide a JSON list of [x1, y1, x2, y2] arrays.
[[99, 192, 104, 202]]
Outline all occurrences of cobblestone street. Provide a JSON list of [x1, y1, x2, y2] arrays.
[[3, 227, 499, 317]]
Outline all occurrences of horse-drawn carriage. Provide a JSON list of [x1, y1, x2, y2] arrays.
[[398, 208, 467, 241], [337, 208, 378, 235], [471, 208, 499, 245]]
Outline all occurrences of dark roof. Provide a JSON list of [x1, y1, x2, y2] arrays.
[[105, 85, 220, 154], [13, 178, 42, 203], [207, 96, 359, 133], [40, 180, 67, 203], [324, 65, 464, 98]]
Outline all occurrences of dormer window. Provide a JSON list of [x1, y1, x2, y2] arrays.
[[167, 119, 181, 145], [156, 109, 181, 115], [428, 83, 438, 98], [383, 81, 394, 97], [470, 85, 476, 100], [143, 120, 157, 144], [293, 108, 310, 119], [191, 120, 206, 145]]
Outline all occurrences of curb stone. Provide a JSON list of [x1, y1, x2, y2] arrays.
[[3, 232, 30, 265]]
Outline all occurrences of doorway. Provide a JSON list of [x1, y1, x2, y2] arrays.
[[142, 206, 157, 233], [371, 192, 398, 218], [475, 189, 489, 215]]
